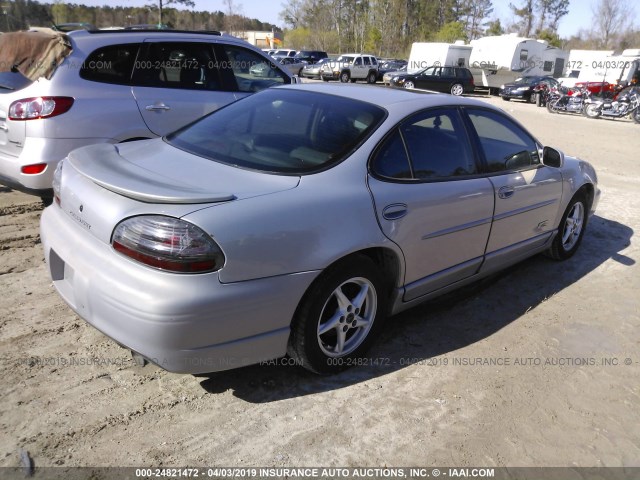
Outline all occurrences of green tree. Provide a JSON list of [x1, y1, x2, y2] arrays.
[[146, 0, 195, 26], [433, 21, 467, 42], [485, 18, 504, 35], [509, 0, 534, 37]]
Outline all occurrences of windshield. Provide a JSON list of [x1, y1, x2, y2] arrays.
[[0, 71, 33, 92], [167, 88, 386, 174], [514, 76, 541, 84]]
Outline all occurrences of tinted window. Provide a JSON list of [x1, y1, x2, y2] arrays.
[[168, 89, 385, 174], [371, 130, 412, 179], [133, 42, 221, 90], [401, 108, 476, 179], [220, 45, 288, 92], [80, 43, 139, 85], [467, 109, 540, 172]]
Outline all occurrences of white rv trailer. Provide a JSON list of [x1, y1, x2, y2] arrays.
[[571, 49, 640, 86], [468, 34, 569, 91], [407, 41, 473, 73]]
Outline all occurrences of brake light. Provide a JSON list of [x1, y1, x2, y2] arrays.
[[52, 161, 63, 206], [21, 164, 47, 175], [8, 97, 74, 120], [112, 216, 225, 273]]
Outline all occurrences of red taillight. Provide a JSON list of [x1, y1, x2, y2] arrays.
[[8, 97, 74, 121], [112, 216, 225, 274], [21, 164, 47, 175]]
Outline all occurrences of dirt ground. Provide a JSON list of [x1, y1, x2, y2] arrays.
[[1, 94, 639, 470]]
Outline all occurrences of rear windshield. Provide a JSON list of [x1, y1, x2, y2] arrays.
[[0, 71, 33, 92], [167, 88, 386, 174]]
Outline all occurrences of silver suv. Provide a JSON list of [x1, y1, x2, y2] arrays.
[[0, 29, 294, 202], [320, 53, 378, 84]]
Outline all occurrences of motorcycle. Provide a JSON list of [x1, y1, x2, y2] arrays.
[[546, 86, 591, 114], [583, 86, 640, 123]]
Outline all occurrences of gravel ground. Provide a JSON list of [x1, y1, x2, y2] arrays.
[[0, 93, 638, 470]]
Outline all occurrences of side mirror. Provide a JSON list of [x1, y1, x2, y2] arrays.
[[542, 146, 564, 168]]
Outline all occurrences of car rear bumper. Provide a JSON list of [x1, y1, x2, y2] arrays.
[[40, 204, 320, 374], [0, 137, 107, 196]]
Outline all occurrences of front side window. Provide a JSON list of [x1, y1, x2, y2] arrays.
[[466, 109, 540, 172], [220, 45, 288, 92], [168, 89, 386, 174], [80, 43, 139, 85]]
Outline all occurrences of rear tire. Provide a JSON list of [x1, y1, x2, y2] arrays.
[[287, 255, 388, 374], [584, 103, 601, 118], [502, 96, 510, 101], [450, 83, 464, 96], [546, 193, 588, 260], [536, 93, 543, 107]]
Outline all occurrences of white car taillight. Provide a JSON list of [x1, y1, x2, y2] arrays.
[[8, 97, 74, 120], [52, 161, 63, 206], [112, 216, 224, 274]]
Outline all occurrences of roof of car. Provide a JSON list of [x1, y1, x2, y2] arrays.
[[279, 83, 490, 110]]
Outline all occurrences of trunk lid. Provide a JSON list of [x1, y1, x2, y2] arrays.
[[59, 139, 300, 244]]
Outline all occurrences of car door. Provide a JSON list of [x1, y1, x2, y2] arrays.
[[131, 40, 236, 136], [368, 107, 495, 301], [415, 66, 439, 89], [464, 107, 563, 271]]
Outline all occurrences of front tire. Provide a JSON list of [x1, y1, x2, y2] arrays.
[[450, 83, 464, 96], [340, 71, 350, 83], [403, 80, 415, 89], [632, 108, 640, 124], [287, 256, 388, 374], [502, 96, 510, 101], [546, 193, 588, 260], [546, 99, 558, 113]]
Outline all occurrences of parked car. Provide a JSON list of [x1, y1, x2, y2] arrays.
[[500, 76, 560, 103], [41, 83, 600, 375], [387, 65, 474, 95], [274, 56, 308, 76], [271, 49, 296, 58], [300, 57, 333, 80], [377, 59, 407, 81], [294, 50, 328, 64], [382, 65, 407, 85], [0, 29, 294, 203], [320, 53, 378, 83]]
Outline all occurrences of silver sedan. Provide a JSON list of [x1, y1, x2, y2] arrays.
[[41, 84, 600, 375]]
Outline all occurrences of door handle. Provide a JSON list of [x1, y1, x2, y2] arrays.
[[498, 186, 515, 199], [145, 103, 171, 111], [382, 203, 408, 220]]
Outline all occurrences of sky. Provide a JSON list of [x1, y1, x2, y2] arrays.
[[60, 0, 636, 39]]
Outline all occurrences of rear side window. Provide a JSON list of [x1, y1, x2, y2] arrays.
[[371, 108, 476, 180], [466, 109, 540, 172], [132, 42, 222, 91], [80, 43, 139, 85]]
